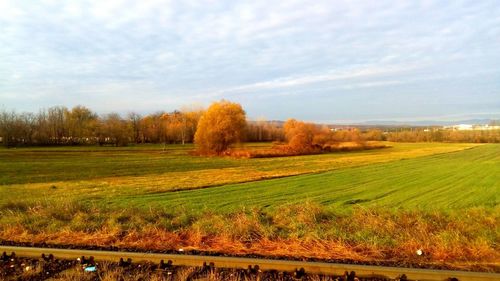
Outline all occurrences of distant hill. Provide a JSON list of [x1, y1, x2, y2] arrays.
[[248, 119, 499, 129], [354, 119, 498, 127]]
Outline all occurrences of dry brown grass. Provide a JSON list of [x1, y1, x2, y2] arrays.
[[1, 203, 498, 271], [224, 141, 390, 158]]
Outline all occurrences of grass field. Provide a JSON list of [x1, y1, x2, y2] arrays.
[[110, 144, 499, 211], [0, 142, 498, 269], [0, 142, 478, 201]]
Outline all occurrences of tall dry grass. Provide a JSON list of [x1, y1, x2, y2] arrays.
[[0, 200, 498, 271]]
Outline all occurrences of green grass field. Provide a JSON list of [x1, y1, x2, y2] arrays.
[[0, 142, 479, 202], [1, 142, 497, 211], [113, 144, 499, 211], [0, 142, 498, 267]]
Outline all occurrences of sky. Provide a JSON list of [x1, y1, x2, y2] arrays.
[[0, 0, 499, 123]]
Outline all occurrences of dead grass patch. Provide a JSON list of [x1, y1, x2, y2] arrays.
[[1, 203, 498, 270]]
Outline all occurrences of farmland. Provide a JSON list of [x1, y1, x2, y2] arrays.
[[0, 142, 498, 269]]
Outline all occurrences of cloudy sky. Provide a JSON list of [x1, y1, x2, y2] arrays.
[[1, 0, 499, 123]]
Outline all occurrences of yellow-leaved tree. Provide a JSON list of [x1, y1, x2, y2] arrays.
[[194, 100, 246, 155], [283, 118, 317, 153]]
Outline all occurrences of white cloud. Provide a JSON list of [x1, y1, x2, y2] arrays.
[[223, 64, 419, 92], [0, 0, 24, 20], [0, 0, 499, 120]]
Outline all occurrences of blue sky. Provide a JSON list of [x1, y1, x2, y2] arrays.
[[0, 0, 499, 123]]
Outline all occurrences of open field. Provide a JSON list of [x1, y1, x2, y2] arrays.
[[119, 143, 498, 211], [0, 142, 478, 199], [0, 142, 498, 269]]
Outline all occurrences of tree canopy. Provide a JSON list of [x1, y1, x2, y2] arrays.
[[283, 119, 318, 153], [194, 100, 246, 154]]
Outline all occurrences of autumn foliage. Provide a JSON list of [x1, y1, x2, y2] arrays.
[[2, 103, 497, 148], [194, 100, 247, 155], [283, 119, 318, 153], [253, 118, 389, 157]]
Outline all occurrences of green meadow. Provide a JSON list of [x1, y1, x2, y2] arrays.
[[1, 142, 497, 211], [115, 143, 499, 211], [0, 142, 478, 197]]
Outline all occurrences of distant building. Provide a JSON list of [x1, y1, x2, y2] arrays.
[[456, 124, 473, 130], [330, 127, 356, 132], [474, 124, 500, 130], [444, 124, 500, 131]]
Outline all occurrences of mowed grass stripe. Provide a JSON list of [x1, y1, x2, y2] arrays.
[[111, 144, 499, 211]]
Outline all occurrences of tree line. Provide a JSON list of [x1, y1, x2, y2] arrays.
[[0, 103, 282, 148], [0, 105, 204, 147], [1, 102, 498, 149], [385, 129, 500, 143]]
